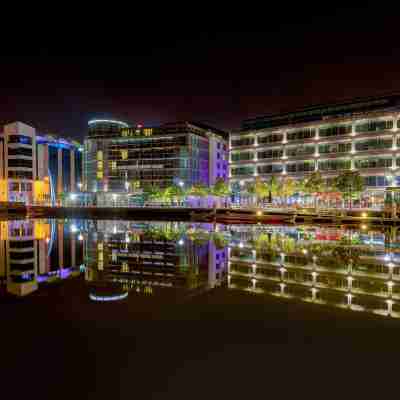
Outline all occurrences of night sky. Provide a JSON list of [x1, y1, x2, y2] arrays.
[[2, 5, 400, 140]]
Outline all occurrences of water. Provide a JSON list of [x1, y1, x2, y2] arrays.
[[1, 218, 400, 319]]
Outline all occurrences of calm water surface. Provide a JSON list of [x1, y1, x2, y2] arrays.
[[1, 218, 400, 319]]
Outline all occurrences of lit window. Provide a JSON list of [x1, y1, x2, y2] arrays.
[[97, 171, 103, 179], [110, 161, 116, 170], [121, 150, 128, 160], [97, 161, 103, 170], [97, 151, 103, 161]]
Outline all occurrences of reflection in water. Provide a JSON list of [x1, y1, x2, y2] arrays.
[[84, 221, 228, 301], [0, 220, 84, 296], [228, 225, 400, 318], [2, 219, 400, 319]]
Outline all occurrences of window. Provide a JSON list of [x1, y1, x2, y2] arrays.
[[355, 119, 393, 133], [286, 145, 315, 157], [231, 152, 254, 162], [287, 128, 315, 141], [319, 143, 351, 154], [231, 137, 255, 147], [258, 134, 283, 144], [8, 170, 33, 179], [121, 150, 128, 160], [355, 157, 392, 169], [97, 151, 103, 161], [217, 143, 221, 149], [258, 149, 283, 160], [231, 166, 255, 176], [8, 135, 32, 145], [7, 147, 32, 156], [355, 138, 392, 151], [257, 164, 283, 174], [319, 125, 352, 137], [8, 159, 33, 168], [217, 153, 220, 159], [318, 159, 351, 171]]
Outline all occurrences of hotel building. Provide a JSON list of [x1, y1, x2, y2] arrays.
[[229, 94, 400, 202], [84, 120, 228, 193], [0, 121, 83, 205]]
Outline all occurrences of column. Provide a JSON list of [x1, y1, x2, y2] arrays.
[[315, 127, 319, 141], [351, 122, 356, 137], [252, 277, 256, 291], [283, 131, 287, 144]]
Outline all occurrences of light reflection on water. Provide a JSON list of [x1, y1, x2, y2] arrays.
[[1, 219, 400, 319]]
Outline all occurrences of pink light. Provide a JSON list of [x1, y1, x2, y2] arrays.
[[137, 124, 143, 128]]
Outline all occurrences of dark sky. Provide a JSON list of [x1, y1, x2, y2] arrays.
[[2, 4, 400, 140]]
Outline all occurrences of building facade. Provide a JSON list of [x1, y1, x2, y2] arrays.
[[84, 119, 228, 193], [230, 94, 400, 204], [0, 121, 83, 205]]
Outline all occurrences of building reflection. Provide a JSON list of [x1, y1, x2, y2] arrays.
[[84, 221, 228, 300], [228, 225, 400, 318], [0, 220, 85, 296]]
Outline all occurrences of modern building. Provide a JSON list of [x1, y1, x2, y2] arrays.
[[230, 93, 400, 205], [0, 121, 83, 205], [84, 119, 228, 194]]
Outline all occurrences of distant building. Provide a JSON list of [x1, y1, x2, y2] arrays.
[[0, 121, 83, 205], [84, 119, 228, 193], [230, 93, 400, 206]]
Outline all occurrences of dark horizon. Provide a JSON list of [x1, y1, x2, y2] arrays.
[[1, 4, 400, 140]]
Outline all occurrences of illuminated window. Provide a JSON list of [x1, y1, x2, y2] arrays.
[[144, 128, 153, 137], [97, 171, 103, 179], [110, 161, 117, 170], [97, 161, 103, 170], [121, 150, 128, 160], [97, 151, 103, 161]]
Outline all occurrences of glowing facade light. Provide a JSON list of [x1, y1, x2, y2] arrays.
[[239, 242, 244, 248], [178, 239, 184, 246], [70, 224, 78, 233], [89, 293, 128, 302], [302, 249, 308, 255], [70, 193, 77, 201], [78, 234, 84, 241], [256, 210, 262, 216], [88, 119, 129, 127], [361, 224, 367, 230], [178, 181, 184, 187], [384, 254, 391, 262]]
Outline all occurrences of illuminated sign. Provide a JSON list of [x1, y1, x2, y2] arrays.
[[121, 127, 153, 137]]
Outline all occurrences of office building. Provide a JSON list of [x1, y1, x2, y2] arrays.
[[230, 93, 400, 205], [0, 121, 83, 205], [84, 119, 228, 194]]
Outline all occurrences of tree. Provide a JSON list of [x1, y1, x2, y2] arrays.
[[142, 184, 163, 203], [278, 177, 297, 206], [266, 176, 279, 203], [164, 185, 186, 206], [304, 171, 326, 208], [253, 177, 269, 206], [210, 178, 230, 207], [188, 184, 209, 207], [334, 171, 365, 209]]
